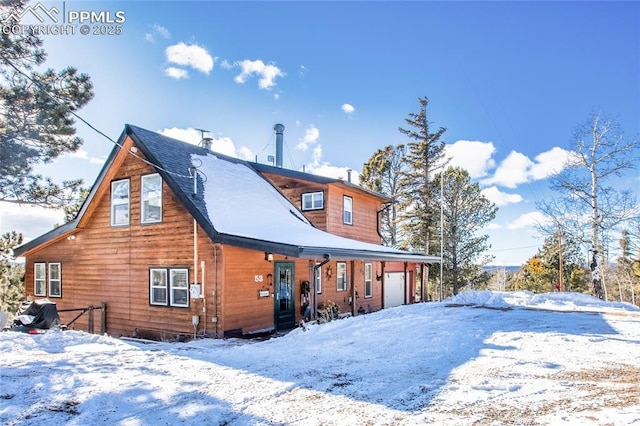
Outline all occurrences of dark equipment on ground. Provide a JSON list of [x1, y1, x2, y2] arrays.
[[8, 300, 62, 333]]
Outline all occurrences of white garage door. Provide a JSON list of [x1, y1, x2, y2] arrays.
[[384, 272, 405, 308]]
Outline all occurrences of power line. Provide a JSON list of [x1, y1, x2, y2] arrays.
[[1, 57, 193, 179]]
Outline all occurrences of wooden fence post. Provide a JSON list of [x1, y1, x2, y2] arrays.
[[88, 306, 94, 334], [100, 302, 107, 335]]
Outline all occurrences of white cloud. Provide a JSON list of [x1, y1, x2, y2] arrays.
[[481, 147, 571, 189], [62, 149, 106, 165], [529, 147, 571, 180], [482, 151, 533, 189], [233, 59, 284, 90], [506, 211, 549, 230], [299, 65, 308, 78], [145, 24, 171, 42], [305, 145, 360, 183], [165, 42, 214, 74], [164, 67, 189, 79], [341, 103, 355, 114], [296, 125, 320, 151], [445, 140, 496, 179], [0, 202, 64, 245], [481, 186, 523, 207], [158, 127, 253, 159], [220, 59, 233, 69], [153, 24, 171, 39], [237, 147, 253, 161]]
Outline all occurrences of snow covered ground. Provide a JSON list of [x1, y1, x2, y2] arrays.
[[1, 290, 639, 426]]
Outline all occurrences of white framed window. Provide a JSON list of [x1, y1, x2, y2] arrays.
[[48, 263, 61, 298], [150, 268, 168, 306], [302, 192, 324, 211], [315, 264, 322, 294], [170, 269, 189, 307], [337, 262, 347, 292], [141, 173, 162, 224], [111, 179, 130, 226], [343, 196, 353, 225], [364, 263, 373, 298], [34, 263, 46, 296]]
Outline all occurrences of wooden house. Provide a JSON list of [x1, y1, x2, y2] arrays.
[[14, 124, 440, 339]]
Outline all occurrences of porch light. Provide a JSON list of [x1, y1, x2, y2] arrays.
[[264, 252, 273, 262]]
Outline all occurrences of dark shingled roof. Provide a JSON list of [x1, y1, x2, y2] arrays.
[[15, 125, 440, 264]]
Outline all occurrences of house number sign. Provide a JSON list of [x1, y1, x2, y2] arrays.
[[254, 275, 264, 282]]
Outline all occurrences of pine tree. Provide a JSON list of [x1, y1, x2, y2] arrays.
[[435, 167, 496, 295], [360, 145, 406, 247], [398, 96, 446, 254], [0, 231, 24, 319], [0, 0, 94, 208]]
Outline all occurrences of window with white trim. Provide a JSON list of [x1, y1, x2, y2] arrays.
[[315, 264, 322, 294], [170, 269, 189, 307], [337, 262, 347, 292], [48, 263, 61, 298], [302, 191, 324, 211], [149, 268, 189, 308], [343, 196, 353, 225], [111, 179, 130, 226], [34, 263, 46, 296], [364, 263, 373, 298], [150, 268, 168, 306], [141, 173, 162, 224]]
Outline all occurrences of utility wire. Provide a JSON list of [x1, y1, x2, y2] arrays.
[[2, 57, 193, 179]]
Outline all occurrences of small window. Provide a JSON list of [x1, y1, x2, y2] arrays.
[[34, 263, 46, 296], [337, 262, 347, 292], [365, 263, 373, 298], [111, 179, 130, 226], [170, 269, 189, 307], [302, 192, 324, 211], [150, 268, 168, 306], [141, 174, 162, 224], [48, 263, 61, 298], [315, 264, 322, 294], [343, 196, 353, 225]]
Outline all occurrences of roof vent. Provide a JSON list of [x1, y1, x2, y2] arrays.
[[273, 123, 285, 168], [196, 128, 212, 151], [201, 137, 214, 152]]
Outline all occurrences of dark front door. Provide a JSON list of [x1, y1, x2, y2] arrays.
[[274, 262, 295, 330]]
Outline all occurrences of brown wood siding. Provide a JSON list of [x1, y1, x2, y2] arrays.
[[325, 186, 382, 244], [314, 259, 383, 315], [21, 145, 391, 339], [259, 172, 328, 230], [23, 144, 220, 339], [259, 172, 386, 243]]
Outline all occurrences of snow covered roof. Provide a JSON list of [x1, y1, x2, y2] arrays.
[[16, 125, 440, 263]]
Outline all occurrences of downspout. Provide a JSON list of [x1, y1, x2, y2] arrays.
[[376, 203, 392, 242], [193, 171, 199, 335], [313, 254, 331, 320]]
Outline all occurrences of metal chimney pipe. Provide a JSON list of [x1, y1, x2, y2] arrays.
[[274, 123, 285, 168], [347, 169, 352, 183]]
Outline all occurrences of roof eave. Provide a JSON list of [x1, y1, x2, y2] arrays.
[[298, 246, 441, 263]]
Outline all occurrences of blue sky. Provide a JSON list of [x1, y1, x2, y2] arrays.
[[1, 0, 639, 266]]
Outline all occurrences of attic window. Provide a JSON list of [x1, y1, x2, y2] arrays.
[[141, 173, 162, 224], [302, 191, 324, 211], [110, 179, 130, 226]]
